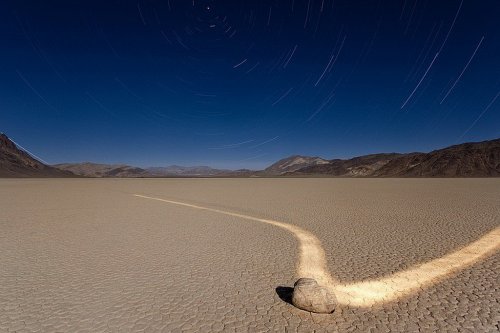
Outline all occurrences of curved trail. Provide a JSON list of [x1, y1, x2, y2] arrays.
[[134, 194, 500, 308]]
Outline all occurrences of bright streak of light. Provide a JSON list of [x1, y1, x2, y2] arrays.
[[9, 138, 49, 165], [401, 52, 439, 110], [233, 58, 247, 68], [459, 90, 500, 140], [440, 36, 485, 104], [437, 0, 464, 54]]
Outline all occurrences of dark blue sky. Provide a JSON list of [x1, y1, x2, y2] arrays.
[[1, 0, 499, 169]]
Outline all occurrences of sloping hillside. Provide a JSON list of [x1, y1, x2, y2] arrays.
[[265, 155, 329, 175], [373, 139, 500, 177], [295, 153, 402, 176], [0, 133, 74, 178], [287, 139, 500, 177]]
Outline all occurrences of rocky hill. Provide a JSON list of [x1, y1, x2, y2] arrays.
[[288, 138, 500, 177], [0, 133, 74, 178], [373, 139, 500, 177], [264, 155, 330, 175]]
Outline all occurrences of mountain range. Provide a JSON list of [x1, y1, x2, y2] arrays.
[[287, 139, 500, 177], [147, 165, 231, 177], [53, 163, 231, 177], [1, 132, 499, 178]]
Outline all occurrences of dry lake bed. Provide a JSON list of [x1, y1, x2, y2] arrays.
[[0, 178, 499, 332]]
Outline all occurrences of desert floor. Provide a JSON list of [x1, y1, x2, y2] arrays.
[[0, 178, 499, 332]]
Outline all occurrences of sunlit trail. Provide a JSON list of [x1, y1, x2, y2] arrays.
[[134, 194, 500, 308], [133, 194, 334, 286], [332, 227, 500, 307]]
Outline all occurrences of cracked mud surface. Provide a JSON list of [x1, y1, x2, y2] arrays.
[[0, 178, 499, 332]]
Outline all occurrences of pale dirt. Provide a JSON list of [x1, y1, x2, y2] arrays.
[[0, 178, 499, 332]]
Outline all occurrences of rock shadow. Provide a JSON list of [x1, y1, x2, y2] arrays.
[[275, 286, 294, 305]]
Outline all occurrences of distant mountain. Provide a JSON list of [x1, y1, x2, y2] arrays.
[[54, 162, 149, 178], [287, 138, 500, 177], [146, 165, 230, 176], [264, 155, 329, 175], [0, 133, 74, 178]]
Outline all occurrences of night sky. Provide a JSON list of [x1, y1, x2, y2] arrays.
[[1, 0, 499, 169]]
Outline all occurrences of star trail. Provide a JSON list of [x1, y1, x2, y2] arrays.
[[1, 0, 499, 169]]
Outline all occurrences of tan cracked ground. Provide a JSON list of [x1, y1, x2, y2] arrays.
[[133, 193, 500, 308], [1, 178, 499, 332]]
